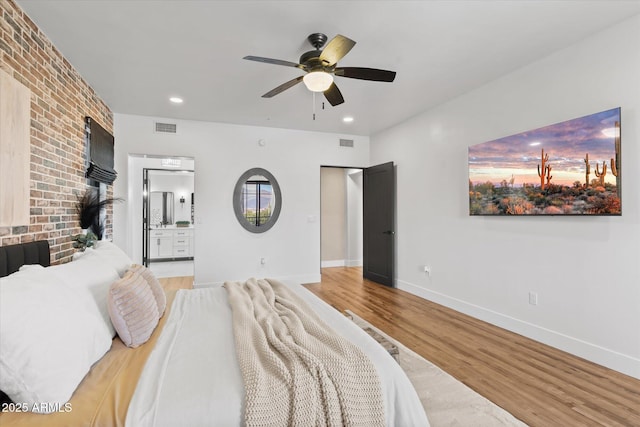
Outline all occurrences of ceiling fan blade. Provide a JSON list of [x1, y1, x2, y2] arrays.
[[261, 76, 304, 98], [244, 55, 305, 70], [319, 35, 356, 66], [334, 67, 396, 82], [323, 82, 344, 106]]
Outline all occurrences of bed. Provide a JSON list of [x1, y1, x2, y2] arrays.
[[0, 240, 429, 426]]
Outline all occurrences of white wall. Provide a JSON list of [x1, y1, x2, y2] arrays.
[[370, 15, 640, 378], [321, 167, 347, 265], [113, 116, 369, 285]]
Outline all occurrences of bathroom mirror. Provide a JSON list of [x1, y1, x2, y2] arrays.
[[233, 168, 281, 233], [150, 191, 174, 227]]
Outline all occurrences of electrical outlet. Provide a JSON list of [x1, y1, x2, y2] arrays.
[[529, 291, 538, 305], [260, 257, 266, 266], [423, 265, 431, 276]]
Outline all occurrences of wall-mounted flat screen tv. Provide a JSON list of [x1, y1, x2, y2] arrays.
[[469, 107, 621, 216]]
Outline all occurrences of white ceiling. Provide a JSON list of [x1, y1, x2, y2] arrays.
[[16, 1, 640, 136]]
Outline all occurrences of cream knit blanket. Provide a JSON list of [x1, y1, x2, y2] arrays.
[[224, 278, 385, 427]]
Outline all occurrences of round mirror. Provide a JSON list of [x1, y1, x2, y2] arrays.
[[233, 168, 282, 233]]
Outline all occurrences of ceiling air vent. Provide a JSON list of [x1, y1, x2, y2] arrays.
[[155, 122, 177, 133], [339, 138, 354, 148]]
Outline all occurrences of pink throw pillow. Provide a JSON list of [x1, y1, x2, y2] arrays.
[[107, 270, 160, 348], [129, 264, 166, 317]]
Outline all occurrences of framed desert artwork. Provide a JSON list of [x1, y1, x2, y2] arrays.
[[469, 107, 621, 216]]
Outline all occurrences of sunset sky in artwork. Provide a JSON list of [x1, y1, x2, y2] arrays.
[[468, 108, 620, 187]]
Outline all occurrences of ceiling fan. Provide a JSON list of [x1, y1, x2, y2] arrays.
[[244, 33, 396, 106]]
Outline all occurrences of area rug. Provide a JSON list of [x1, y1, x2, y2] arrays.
[[345, 310, 528, 427]]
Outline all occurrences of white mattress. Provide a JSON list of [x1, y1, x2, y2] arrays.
[[126, 282, 429, 426]]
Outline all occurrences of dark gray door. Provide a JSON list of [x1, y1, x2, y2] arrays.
[[363, 162, 395, 287]]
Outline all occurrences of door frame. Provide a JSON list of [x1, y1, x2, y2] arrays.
[[142, 168, 150, 266], [319, 163, 395, 286], [142, 168, 195, 267]]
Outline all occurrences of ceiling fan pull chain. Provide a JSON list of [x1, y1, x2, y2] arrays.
[[322, 102, 325, 110], [312, 91, 316, 121]]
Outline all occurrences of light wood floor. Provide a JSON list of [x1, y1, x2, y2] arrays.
[[304, 267, 640, 427], [159, 275, 194, 292]]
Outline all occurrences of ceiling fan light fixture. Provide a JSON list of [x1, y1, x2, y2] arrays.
[[303, 71, 333, 92], [245, 33, 395, 106]]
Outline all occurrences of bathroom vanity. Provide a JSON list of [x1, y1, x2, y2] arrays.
[[149, 226, 194, 260]]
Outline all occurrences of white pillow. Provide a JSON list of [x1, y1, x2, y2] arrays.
[[71, 247, 93, 261], [82, 241, 132, 277], [49, 256, 120, 337], [107, 270, 160, 348], [0, 267, 112, 413], [18, 264, 44, 272]]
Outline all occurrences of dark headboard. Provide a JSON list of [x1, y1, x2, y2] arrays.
[[0, 240, 50, 278]]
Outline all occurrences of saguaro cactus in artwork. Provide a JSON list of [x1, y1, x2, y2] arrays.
[[610, 121, 621, 198], [545, 165, 552, 186], [594, 161, 607, 186], [584, 153, 591, 188], [537, 148, 551, 190]]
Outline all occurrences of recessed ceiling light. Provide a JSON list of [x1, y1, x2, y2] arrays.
[[169, 97, 184, 104], [343, 116, 354, 123]]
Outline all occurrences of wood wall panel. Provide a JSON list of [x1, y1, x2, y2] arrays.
[[0, 69, 30, 227]]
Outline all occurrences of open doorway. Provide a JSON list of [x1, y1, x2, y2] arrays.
[[143, 169, 195, 277], [127, 154, 195, 279], [320, 162, 395, 287], [320, 167, 363, 269]]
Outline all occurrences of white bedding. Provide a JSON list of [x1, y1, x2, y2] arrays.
[[126, 281, 429, 426]]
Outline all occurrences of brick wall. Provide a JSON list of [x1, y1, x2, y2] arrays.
[[0, 0, 113, 264]]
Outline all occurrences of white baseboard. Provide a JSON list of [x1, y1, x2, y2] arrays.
[[285, 273, 322, 285], [321, 260, 346, 268], [321, 259, 363, 268], [396, 279, 640, 380]]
